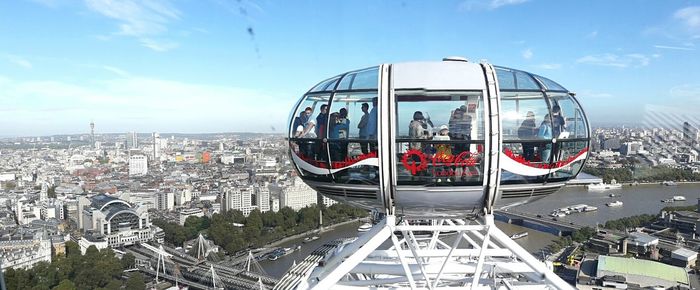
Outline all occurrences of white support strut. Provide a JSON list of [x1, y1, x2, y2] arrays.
[[276, 214, 575, 290]]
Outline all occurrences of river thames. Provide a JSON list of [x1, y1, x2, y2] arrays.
[[260, 183, 700, 278], [514, 183, 699, 226]]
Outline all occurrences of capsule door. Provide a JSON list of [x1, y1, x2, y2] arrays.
[[391, 90, 487, 217]]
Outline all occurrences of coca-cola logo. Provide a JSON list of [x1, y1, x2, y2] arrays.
[[401, 149, 479, 176]]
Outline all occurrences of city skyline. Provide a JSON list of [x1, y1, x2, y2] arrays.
[[1, 1, 699, 136]]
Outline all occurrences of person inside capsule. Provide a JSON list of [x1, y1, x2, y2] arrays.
[[518, 111, 537, 161]]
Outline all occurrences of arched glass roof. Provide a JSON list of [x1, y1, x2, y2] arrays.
[[494, 66, 568, 92]]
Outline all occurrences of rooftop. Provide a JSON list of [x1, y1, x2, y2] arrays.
[[90, 193, 130, 210], [627, 232, 658, 246], [597, 255, 689, 285]]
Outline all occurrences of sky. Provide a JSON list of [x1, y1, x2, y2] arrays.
[[1, 0, 699, 136]]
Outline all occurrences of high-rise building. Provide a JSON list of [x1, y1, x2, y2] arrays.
[[175, 189, 192, 206], [39, 182, 48, 201], [152, 132, 161, 162], [126, 132, 138, 149], [157, 192, 175, 211], [682, 122, 699, 144], [602, 138, 621, 151], [255, 185, 270, 213], [63, 199, 79, 226], [129, 155, 148, 176], [223, 186, 257, 216], [620, 141, 643, 156], [90, 121, 95, 148], [15, 199, 23, 225]]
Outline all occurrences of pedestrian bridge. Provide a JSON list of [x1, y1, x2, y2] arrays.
[[494, 210, 585, 236]]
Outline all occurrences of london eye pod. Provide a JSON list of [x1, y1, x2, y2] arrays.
[[288, 58, 590, 218]]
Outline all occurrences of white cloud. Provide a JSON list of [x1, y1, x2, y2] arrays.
[[585, 31, 598, 39], [3, 54, 32, 69], [653, 44, 696, 51], [0, 75, 289, 135], [576, 53, 651, 68], [669, 84, 700, 99], [84, 0, 180, 51], [102, 66, 130, 77], [674, 6, 700, 32], [533, 63, 561, 70], [489, 0, 528, 9], [140, 38, 179, 52], [459, 0, 528, 11], [521, 48, 533, 60], [647, 6, 700, 42]]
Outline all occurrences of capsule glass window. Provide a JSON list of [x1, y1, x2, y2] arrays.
[[394, 91, 485, 186], [289, 94, 332, 181], [327, 92, 379, 185], [499, 91, 552, 183]]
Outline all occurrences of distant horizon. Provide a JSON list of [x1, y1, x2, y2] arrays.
[[0, 120, 693, 140], [0, 130, 285, 140]]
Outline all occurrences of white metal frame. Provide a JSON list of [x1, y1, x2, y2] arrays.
[[281, 215, 574, 290]]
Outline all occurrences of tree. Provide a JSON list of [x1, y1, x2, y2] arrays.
[[4, 268, 17, 290], [31, 262, 57, 290], [280, 207, 297, 229], [100, 279, 122, 290], [53, 279, 76, 290], [53, 256, 73, 281], [572, 227, 595, 243], [121, 253, 136, 269], [64, 241, 80, 258], [124, 273, 145, 290]]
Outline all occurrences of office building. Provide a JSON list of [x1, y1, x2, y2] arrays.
[[129, 155, 148, 176], [280, 177, 317, 211]]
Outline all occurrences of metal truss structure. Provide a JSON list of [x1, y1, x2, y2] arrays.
[[281, 215, 574, 290]]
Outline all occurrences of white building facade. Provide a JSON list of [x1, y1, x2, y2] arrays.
[[280, 177, 317, 211], [0, 239, 52, 271], [129, 155, 148, 176]]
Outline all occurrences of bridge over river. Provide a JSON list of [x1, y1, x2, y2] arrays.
[[127, 243, 279, 289], [494, 210, 585, 236]]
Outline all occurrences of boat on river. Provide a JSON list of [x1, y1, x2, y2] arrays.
[[606, 200, 623, 207], [267, 246, 298, 261], [587, 182, 622, 191], [510, 232, 528, 240], [357, 223, 372, 232], [662, 181, 678, 186]]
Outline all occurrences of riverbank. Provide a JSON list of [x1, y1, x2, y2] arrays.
[[262, 218, 363, 248], [569, 180, 700, 187]]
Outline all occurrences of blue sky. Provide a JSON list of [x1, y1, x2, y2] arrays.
[[1, 0, 699, 136]]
